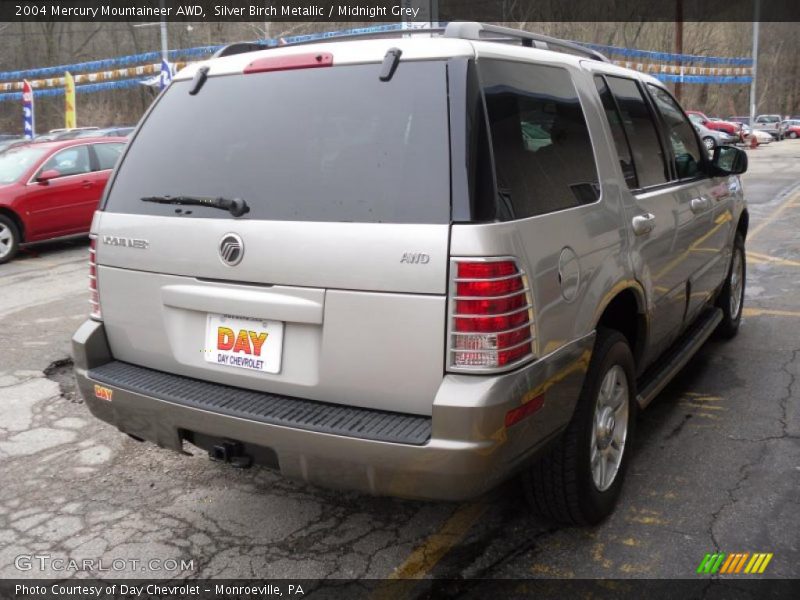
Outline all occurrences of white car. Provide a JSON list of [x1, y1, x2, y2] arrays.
[[741, 125, 773, 145]]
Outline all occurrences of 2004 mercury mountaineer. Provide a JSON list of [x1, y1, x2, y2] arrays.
[[72, 23, 749, 524]]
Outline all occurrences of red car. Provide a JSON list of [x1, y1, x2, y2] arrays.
[[783, 120, 800, 139], [0, 138, 125, 263], [686, 111, 743, 138]]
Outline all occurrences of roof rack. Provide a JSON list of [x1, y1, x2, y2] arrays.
[[443, 22, 610, 63], [211, 27, 445, 58], [210, 22, 609, 63], [212, 42, 269, 58]]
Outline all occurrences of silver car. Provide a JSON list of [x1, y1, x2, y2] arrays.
[[693, 122, 736, 152], [73, 23, 749, 525]]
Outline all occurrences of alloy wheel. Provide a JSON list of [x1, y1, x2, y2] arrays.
[[0, 223, 13, 259], [730, 247, 744, 320], [590, 364, 629, 492]]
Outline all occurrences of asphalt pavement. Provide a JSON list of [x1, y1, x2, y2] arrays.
[[0, 141, 797, 588]]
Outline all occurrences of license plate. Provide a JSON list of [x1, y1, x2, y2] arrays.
[[204, 314, 284, 374]]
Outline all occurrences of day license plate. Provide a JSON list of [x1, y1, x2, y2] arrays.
[[204, 313, 284, 374]]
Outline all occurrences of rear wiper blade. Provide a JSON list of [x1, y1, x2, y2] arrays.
[[141, 195, 250, 217]]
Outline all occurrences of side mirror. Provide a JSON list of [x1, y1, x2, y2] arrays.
[[710, 145, 748, 176], [36, 169, 61, 184]]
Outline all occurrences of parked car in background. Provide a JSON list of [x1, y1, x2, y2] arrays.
[[754, 114, 783, 140], [782, 120, 800, 139], [0, 138, 27, 154], [0, 137, 126, 263], [51, 127, 103, 141], [74, 127, 135, 138], [0, 134, 20, 142], [740, 125, 773, 145], [693, 122, 736, 153], [686, 111, 742, 139]]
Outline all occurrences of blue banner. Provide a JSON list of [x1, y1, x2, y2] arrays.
[[160, 59, 172, 89], [22, 80, 34, 138]]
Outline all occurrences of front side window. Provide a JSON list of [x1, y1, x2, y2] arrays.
[[647, 84, 704, 180], [605, 76, 668, 188], [39, 146, 91, 178], [480, 59, 600, 219]]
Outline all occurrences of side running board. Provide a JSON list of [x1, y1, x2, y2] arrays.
[[636, 307, 723, 409]]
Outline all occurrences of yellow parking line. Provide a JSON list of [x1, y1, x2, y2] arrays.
[[746, 251, 800, 267], [743, 307, 800, 318], [387, 502, 487, 580], [748, 192, 800, 241]]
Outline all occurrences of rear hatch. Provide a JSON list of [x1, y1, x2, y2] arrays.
[[95, 54, 453, 416]]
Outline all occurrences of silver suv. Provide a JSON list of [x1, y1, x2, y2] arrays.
[[72, 23, 749, 524]]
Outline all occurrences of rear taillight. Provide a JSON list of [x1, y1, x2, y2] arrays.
[[448, 258, 536, 372], [88, 236, 101, 320]]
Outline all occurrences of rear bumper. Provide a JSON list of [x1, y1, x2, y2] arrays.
[[72, 319, 593, 501]]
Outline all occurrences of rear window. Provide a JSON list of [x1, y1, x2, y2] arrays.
[[104, 62, 450, 224], [93, 142, 125, 171]]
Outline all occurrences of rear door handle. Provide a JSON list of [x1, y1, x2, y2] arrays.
[[690, 196, 711, 214], [632, 213, 656, 236], [81, 180, 93, 189]]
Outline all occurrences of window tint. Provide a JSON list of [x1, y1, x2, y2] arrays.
[[105, 63, 450, 224], [647, 84, 704, 180], [40, 146, 91, 178], [605, 77, 668, 188], [480, 60, 599, 219], [93, 143, 124, 171], [594, 76, 637, 188]]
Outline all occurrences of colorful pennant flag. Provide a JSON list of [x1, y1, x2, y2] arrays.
[[64, 71, 76, 129], [159, 59, 172, 90], [22, 80, 34, 139]]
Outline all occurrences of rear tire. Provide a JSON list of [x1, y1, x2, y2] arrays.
[[0, 214, 20, 264], [715, 232, 746, 339], [522, 329, 636, 525]]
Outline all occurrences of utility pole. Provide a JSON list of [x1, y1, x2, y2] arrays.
[[674, 0, 683, 102], [749, 0, 760, 127]]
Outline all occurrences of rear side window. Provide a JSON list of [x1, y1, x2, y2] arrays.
[[93, 143, 124, 171], [647, 84, 704, 180], [480, 59, 599, 219], [594, 75, 637, 189], [605, 76, 668, 188], [104, 62, 450, 224]]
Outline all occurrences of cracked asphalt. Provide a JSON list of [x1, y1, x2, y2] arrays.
[[0, 142, 798, 585]]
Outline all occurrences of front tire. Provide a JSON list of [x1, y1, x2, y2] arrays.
[[523, 329, 636, 525], [716, 232, 746, 339], [0, 215, 20, 264], [703, 137, 715, 153]]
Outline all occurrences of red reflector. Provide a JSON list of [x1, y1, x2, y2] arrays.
[[455, 311, 529, 333], [457, 261, 517, 279], [457, 277, 523, 297], [496, 328, 530, 349], [244, 52, 333, 74], [505, 394, 545, 428], [456, 293, 527, 315], [498, 343, 531, 366]]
